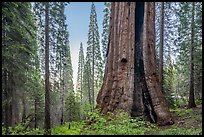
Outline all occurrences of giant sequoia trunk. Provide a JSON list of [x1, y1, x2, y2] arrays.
[[96, 2, 174, 126], [159, 2, 164, 93], [97, 2, 135, 115], [143, 2, 173, 125]]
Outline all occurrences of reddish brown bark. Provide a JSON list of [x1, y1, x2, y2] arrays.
[[96, 2, 174, 126], [143, 2, 173, 125], [159, 2, 164, 93], [96, 2, 135, 115]]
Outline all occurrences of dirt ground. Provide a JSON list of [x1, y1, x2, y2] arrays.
[[159, 105, 202, 130], [176, 105, 202, 128]]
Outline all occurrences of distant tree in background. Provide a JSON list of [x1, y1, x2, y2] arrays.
[[2, 2, 202, 134], [85, 2, 103, 111], [34, 1, 79, 132], [187, 2, 196, 108], [175, 2, 202, 106], [76, 42, 85, 119], [101, 2, 111, 69], [2, 2, 40, 134], [155, 2, 181, 108]]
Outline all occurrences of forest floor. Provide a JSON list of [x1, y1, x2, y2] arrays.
[[171, 104, 202, 129], [2, 104, 202, 135], [79, 105, 202, 135], [144, 104, 202, 135]]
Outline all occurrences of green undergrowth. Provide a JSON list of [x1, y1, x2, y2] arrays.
[[52, 122, 82, 135], [80, 109, 156, 135], [170, 107, 193, 117], [2, 107, 202, 135], [149, 127, 202, 135]]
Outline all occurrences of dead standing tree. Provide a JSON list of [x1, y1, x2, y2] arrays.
[[96, 2, 174, 126]]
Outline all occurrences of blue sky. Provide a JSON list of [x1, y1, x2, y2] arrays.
[[64, 2, 105, 89]]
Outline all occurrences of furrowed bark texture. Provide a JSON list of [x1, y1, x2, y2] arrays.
[[97, 2, 135, 115], [159, 2, 164, 93], [96, 2, 174, 126], [143, 2, 174, 126]]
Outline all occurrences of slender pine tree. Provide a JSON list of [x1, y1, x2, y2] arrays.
[[101, 2, 111, 68], [86, 2, 103, 110]]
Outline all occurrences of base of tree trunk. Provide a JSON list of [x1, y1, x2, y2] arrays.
[[96, 2, 174, 126]]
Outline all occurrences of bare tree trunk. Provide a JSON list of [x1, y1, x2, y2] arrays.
[[4, 69, 9, 135], [97, 2, 135, 115], [92, 29, 95, 110], [13, 94, 19, 126], [11, 80, 19, 127], [187, 2, 196, 108], [60, 53, 64, 125], [34, 98, 38, 129], [96, 2, 173, 126], [60, 89, 64, 125], [7, 73, 14, 127], [81, 64, 83, 104], [80, 57, 84, 119], [143, 2, 173, 126], [61, 67, 65, 125], [88, 73, 92, 111], [8, 73, 16, 128], [22, 92, 26, 124], [159, 2, 164, 93], [44, 2, 51, 135]]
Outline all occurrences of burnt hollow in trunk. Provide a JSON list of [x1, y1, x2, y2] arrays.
[[96, 2, 173, 126], [132, 2, 157, 122]]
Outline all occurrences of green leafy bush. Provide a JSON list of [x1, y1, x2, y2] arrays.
[[2, 126, 6, 135], [170, 108, 193, 117], [173, 100, 187, 108], [2, 124, 45, 135], [185, 109, 193, 114], [2, 123, 28, 135], [195, 99, 202, 105]]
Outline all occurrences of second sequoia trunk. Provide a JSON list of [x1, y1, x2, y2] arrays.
[[96, 2, 174, 126]]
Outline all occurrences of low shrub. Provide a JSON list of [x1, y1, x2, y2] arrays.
[[195, 99, 202, 105], [81, 109, 156, 135]]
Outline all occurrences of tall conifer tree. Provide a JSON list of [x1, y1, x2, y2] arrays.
[[86, 2, 103, 109]]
